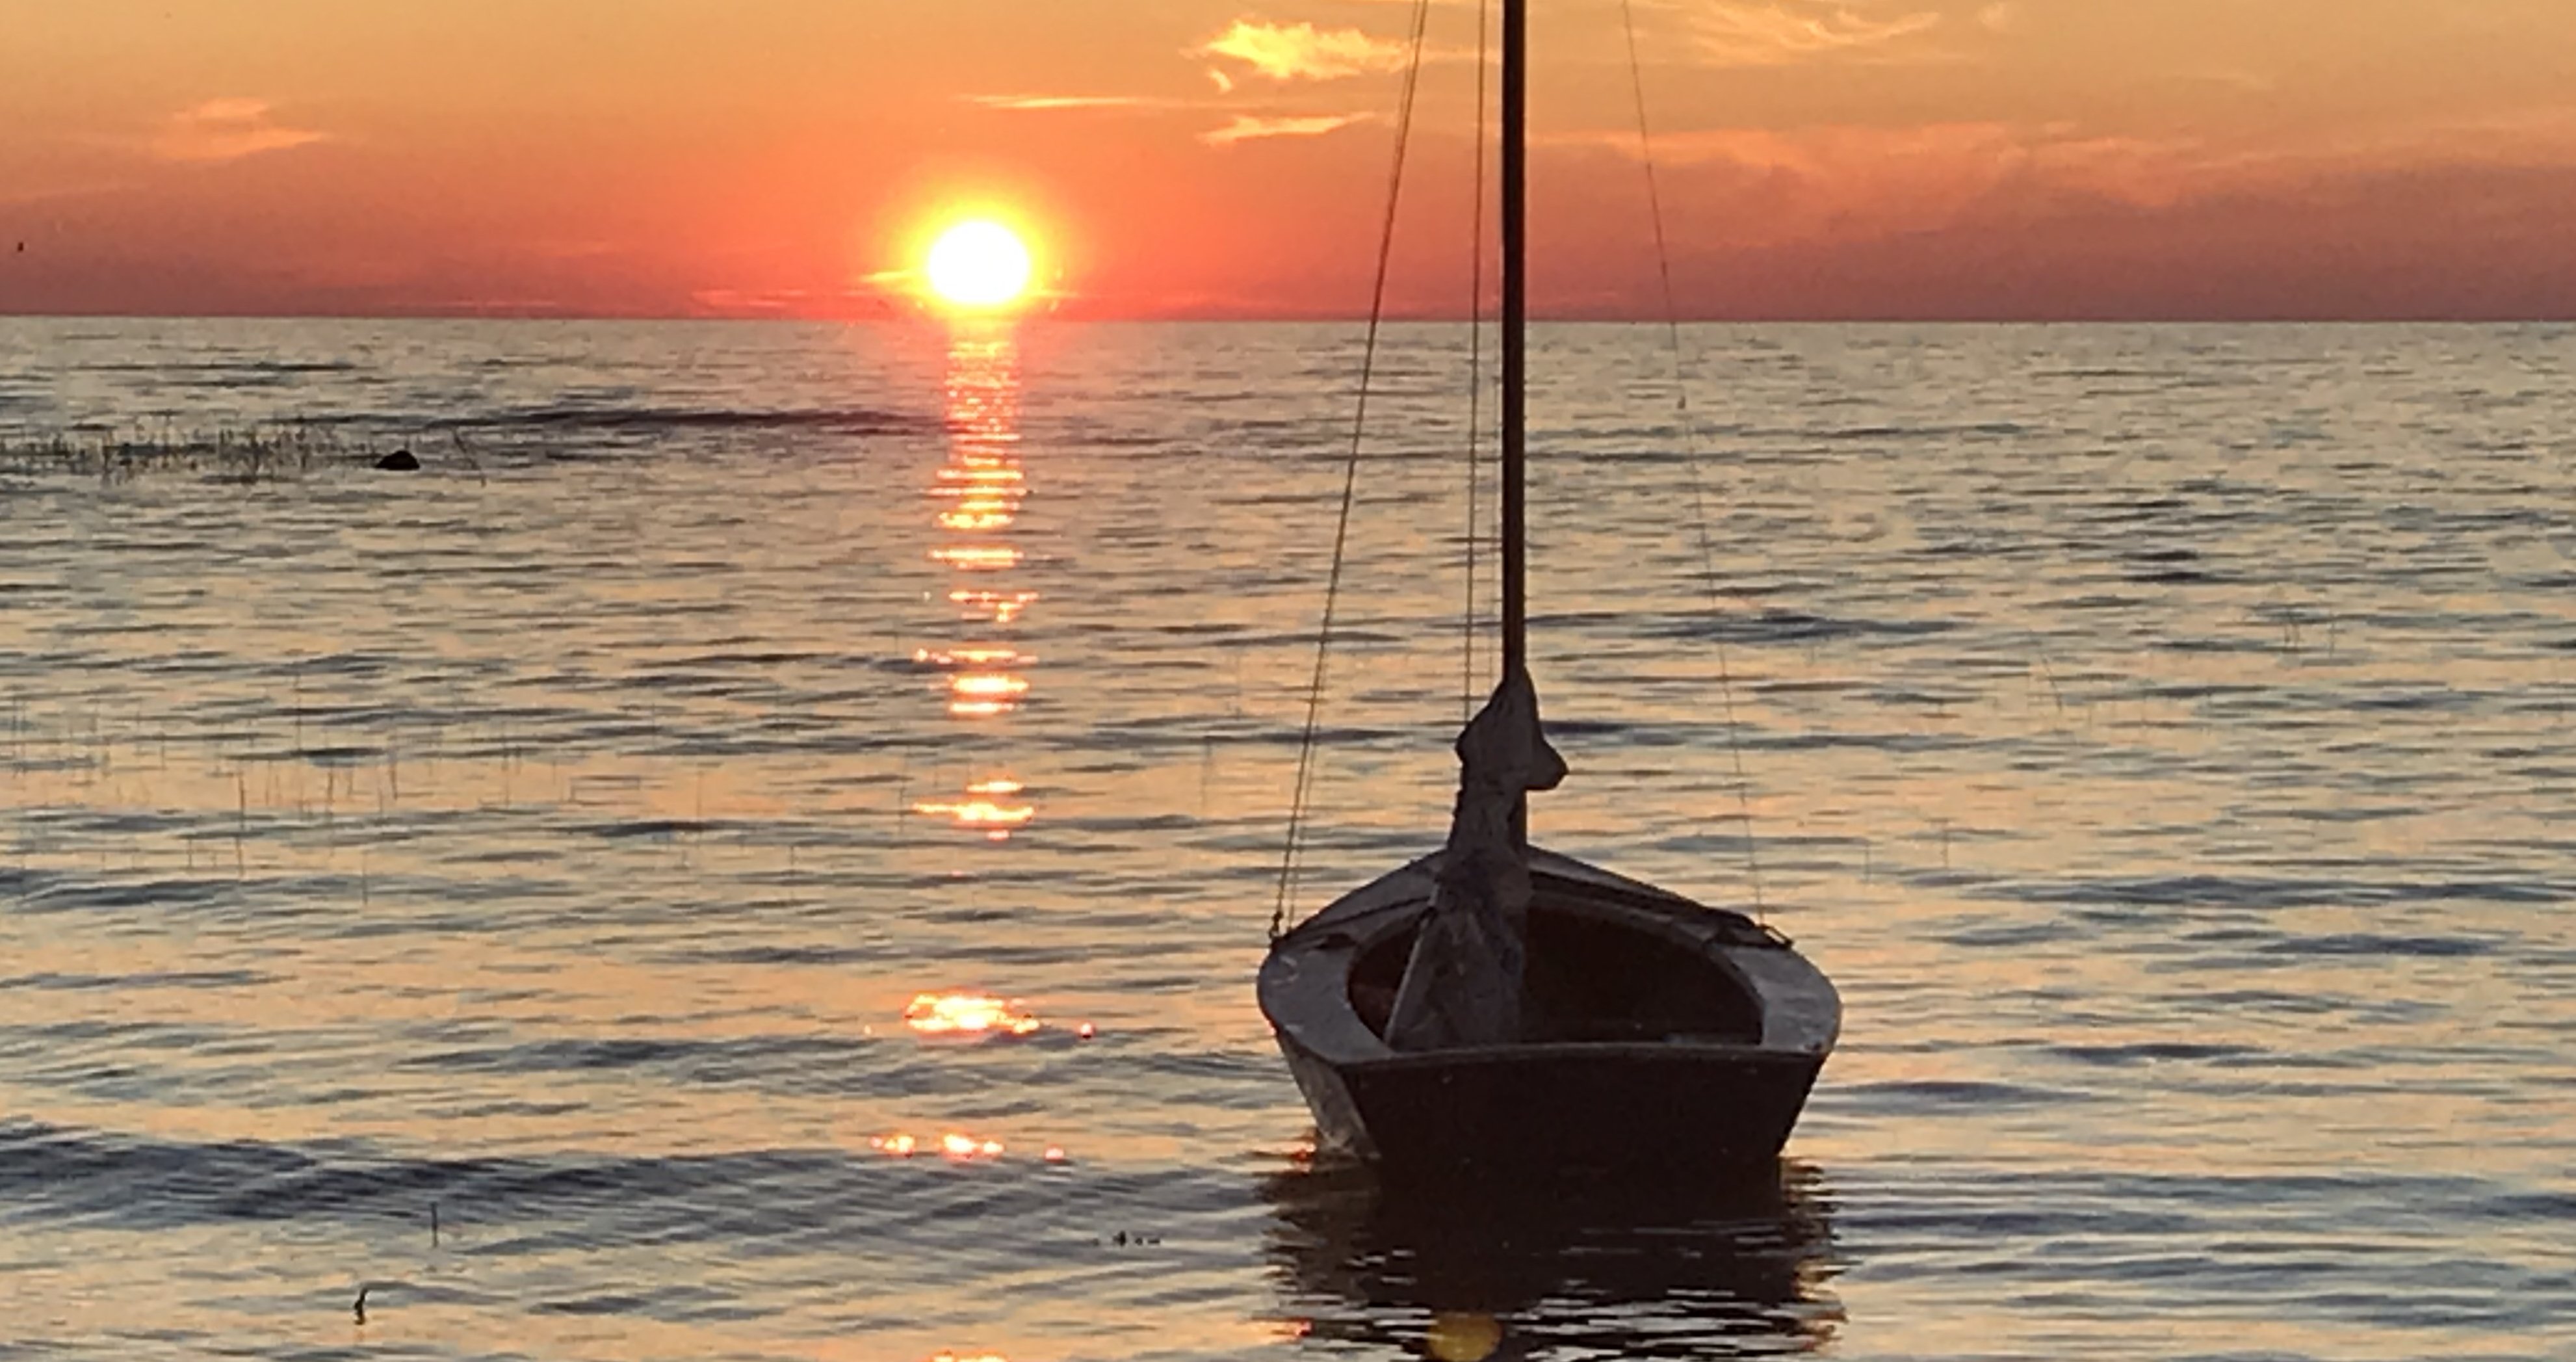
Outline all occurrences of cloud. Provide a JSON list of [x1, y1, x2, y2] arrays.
[[965, 93, 1179, 111], [1195, 20, 1411, 82], [1535, 120, 2214, 251], [1539, 109, 2576, 265], [1683, 3, 1942, 66], [1201, 113, 1373, 147], [152, 99, 329, 163]]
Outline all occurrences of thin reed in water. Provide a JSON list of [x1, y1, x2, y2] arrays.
[[0, 425, 382, 482]]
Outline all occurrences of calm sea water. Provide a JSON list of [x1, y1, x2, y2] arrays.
[[2, 319, 2573, 1361]]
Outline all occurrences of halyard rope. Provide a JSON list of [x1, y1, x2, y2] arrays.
[[1622, 0, 1766, 913], [1273, 0, 1438, 941]]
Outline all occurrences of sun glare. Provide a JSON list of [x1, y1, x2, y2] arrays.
[[926, 220, 1034, 310]]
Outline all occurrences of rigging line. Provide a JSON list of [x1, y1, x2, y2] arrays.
[[1463, 0, 1492, 726], [1272, 0, 1438, 941], [1620, 0, 1765, 914]]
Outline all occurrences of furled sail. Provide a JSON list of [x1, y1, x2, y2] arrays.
[[1385, 665, 1568, 1051]]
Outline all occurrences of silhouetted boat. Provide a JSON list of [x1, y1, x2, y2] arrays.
[[1262, 848, 1838, 1180], [1256, 0, 1839, 1183]]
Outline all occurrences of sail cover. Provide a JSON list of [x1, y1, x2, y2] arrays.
[[1385, 665, 1568, 1051]]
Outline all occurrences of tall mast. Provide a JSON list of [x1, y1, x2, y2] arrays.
[[1500, 0, 1528, 679]]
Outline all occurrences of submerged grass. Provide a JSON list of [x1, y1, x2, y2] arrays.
[[0, 425, 384, 483]]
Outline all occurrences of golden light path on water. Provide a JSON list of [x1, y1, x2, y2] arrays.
[[914, 327, 1038, 839]]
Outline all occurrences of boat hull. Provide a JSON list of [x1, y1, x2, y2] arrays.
[[1279, 1028, 1824, 1182], [1261, 848, 1840, 1185]]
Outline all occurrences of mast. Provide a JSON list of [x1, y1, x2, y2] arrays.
[[1500, 0, 1528, 680]]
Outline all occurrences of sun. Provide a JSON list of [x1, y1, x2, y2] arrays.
[[925, 220, 1034, 311]]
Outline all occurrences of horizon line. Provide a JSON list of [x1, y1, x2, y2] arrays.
[[7, 309, 2575, 326]]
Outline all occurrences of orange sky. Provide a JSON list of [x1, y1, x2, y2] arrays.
[[4, 0, 2574, 319]]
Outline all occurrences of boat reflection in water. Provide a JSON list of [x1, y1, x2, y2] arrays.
[[1262, 1159, 1843, 1359]]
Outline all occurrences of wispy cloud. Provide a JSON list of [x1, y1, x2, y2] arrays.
[[1549, 106, 2576, 244], [1682, 3, 1942, 66], [1201, 113, 1373, 147], [965, 87, 1370, 152], [1195, 21, 1411, 82], [152, 99, 329, 163], [965, 93, 1180, 112]]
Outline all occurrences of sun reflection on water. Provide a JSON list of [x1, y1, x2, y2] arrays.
[[1425, 1313, 1504, 1362], [913, 778, 1035, 840], [931, 544, 1023, 571], [948, 588, 1037, 625], [946, 673, 1029, 718], [923, 326, 1039, 835], [938, 502, 1017, 533], [869, 1131, 1008, 1160], [904, 991, 1043, 1037]]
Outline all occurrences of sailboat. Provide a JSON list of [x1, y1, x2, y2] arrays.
[[1256, 0, 1840, 1183]]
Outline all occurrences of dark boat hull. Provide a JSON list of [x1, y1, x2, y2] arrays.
[[1279, 1026, 1825, 1182], [1262, 848, 1840, 1184]]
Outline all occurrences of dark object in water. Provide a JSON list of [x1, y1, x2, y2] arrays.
[[374, 449, 421, 471], [1262, 846, 1837, 1184], [1255, 0, 1838, 1188], [353, 1285, 368, 1324]]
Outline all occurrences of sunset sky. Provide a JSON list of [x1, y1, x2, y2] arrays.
[[5, 0, 2575, 319]]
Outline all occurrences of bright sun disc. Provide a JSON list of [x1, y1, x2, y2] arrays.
[[926, 220, 1033, 309]]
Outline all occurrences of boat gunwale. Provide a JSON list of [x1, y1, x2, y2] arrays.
[[1260, 847, 1840, 1067], [1331, 1036, 1830, 1072], [1276, 846, 1784, 946]]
